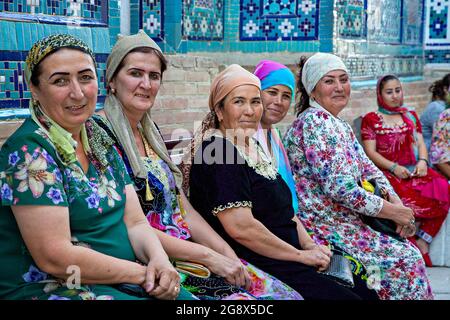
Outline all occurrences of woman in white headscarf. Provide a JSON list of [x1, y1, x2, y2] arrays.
[[284, 53, 433, 300]]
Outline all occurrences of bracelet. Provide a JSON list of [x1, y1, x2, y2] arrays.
[[418, 158, 429, 167], [389, 163, 398, 173]]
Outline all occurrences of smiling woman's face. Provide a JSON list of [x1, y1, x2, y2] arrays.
[[311, 70, 351, 116], [216, 84, 263, 135], [30, 48, 98, 134]]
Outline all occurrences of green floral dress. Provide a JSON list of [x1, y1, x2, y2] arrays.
[[0, 118, 194, 300]]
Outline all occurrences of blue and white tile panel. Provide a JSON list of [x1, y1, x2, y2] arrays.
[[239, 0, 319, 41]]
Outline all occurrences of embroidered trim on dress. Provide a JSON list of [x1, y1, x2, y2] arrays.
[[212, 201, 253, 216], [212, 133, 278, 180]]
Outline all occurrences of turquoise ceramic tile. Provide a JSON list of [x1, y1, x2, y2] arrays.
[[10, 92, 19, 99], [0, 21, 18, 51]]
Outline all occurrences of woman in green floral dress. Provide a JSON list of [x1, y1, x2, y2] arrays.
[[0, 34, 194, 300]]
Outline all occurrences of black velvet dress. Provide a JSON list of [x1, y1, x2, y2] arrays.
[[189, 136, 379, 300]]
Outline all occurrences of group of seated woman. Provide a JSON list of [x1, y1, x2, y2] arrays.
[[0, 31, 445, 300]]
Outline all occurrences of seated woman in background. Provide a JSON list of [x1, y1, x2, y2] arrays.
[[430, 109, 450, 180], [361, 74, 449, 267], [253, 60, 299, 214], [97, 31, 301, 300], [185, 63, 380, 300], [0, 34, 192, 300], [284, 53, 433, 300], [420, 73, 450, 152]]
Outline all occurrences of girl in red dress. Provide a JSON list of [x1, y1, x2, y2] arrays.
[[361, 74, 449, 267]]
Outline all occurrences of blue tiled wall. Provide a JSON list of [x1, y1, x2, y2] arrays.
[[131, 0, 330, 54], [334, 0, 426, 79], [425, 0, 450, 63], [0, 0, 120, 109]]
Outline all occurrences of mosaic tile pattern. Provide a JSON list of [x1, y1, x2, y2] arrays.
[[344, 56, 423, 79], [141, 0, 164, 40], [182, 0, 224, 40], [0, 51, 107, 108], [239, 0, 319, 41], [425, 49, 450, 63], [426, 0, 450, 41], [367, 0, 401, 43], [402, 0, 424, 44], [335, 0, 366, 39], [425, 0, 450, 63], [0, 0, 108, 25]]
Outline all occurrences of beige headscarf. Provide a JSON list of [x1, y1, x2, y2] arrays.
[[180, 64, 261, 194], [301, 52, 348, 97], [103, 30, 183, 192]]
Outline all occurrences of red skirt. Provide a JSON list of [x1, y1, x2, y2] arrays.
[[383, 168, 449, 240]]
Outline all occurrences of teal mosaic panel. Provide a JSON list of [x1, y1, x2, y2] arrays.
[[345, 56, 423, 79], [428, 0, 449, 39], [239, 0, 319, 41], [426, 49, 450, 63], [0, 0, 107, 25], [367, 0, 401, 43], [402, 0, 424, 44], [182, 0, 224, 40], [424, 0, 450, 62], [141, 0, 164, 41], [335, 0, 366, 39]]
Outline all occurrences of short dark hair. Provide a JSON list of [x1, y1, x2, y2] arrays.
[[429, 73, 450, 101]]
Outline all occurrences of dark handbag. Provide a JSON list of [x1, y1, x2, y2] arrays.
[[359, 179, 404, 242], [320, 249, 354, 288], [113, 283, 152, 298]]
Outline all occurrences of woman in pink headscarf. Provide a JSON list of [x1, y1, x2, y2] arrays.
[[361, 74, 449, 267]]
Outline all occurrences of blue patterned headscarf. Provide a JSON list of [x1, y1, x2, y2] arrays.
[[254, 60, 295, 100]]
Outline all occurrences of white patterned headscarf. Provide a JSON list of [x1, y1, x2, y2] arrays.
[[301, 52, 349, 95]]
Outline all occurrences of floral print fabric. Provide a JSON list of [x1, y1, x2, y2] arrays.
[[430, 109, 450, 165], [284, 106, 433, 300]]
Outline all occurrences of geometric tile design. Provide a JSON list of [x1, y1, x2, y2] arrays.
[[402, 0, 424, 44], [425, 0, 450, 42], [335, 0, 366, 39], [239, 0, 319, 41], [367, 0, 402, 43], [425, 49, 450, 63], [0, 51, 108, 109], [425, 0, 450, 62], [141, 0, 164, 41], [344, 55, 423, 79], [0, 0, 108, 26], [182, 0, 224, 40]]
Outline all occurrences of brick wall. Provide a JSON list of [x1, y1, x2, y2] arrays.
[[0, 56, 437, 147]]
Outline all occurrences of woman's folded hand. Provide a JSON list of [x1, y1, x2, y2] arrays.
[[144, 255, 181, 300], [204, 250, 251, 290]]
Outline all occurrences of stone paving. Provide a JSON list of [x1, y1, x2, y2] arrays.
[[427, 267, 450, 300]]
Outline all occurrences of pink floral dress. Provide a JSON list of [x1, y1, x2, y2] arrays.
[[284, 105, 433, 300]]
